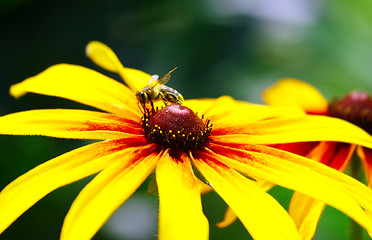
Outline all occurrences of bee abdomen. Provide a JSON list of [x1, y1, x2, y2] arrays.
[[160, 85, 184, 104]]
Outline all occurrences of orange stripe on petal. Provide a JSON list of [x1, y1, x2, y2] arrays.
[[156, 149, 209, 240], [211, 115, 372, 149], [10, 64, 140, 117], [192, 150, 301, 240], [285, 143, 355, 239], [269, 142, 320, 157], [0, 139, 141, 235], [312, 142, 355, 171], [61, 144, 159, 240], [207, 143, 372, 235], [0, 109, 143, 140]]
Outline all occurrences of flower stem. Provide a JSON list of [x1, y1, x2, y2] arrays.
[[350, 155, 362, 240]]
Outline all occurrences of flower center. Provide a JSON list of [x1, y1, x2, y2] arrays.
[[328, 91, 372, 133], [142, 105, 212, 150]]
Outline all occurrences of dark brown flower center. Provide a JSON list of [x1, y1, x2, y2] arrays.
[[327, 91, 372, 134], [142, 105, 212, 150]]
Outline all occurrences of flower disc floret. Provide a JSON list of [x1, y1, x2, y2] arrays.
[[142, 105, 212, 150], [328, 91, 372, 133]]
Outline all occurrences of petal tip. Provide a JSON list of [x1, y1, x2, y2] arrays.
[[85, 41, 103, 58], [262, 78, 328, 114], [9, 82, 26, 99], [85, 41, 122, 74], [216, 220, 232, 228]]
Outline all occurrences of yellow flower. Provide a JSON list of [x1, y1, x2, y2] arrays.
[[1, 42, 372, 240], [262, 78, 372, 239]]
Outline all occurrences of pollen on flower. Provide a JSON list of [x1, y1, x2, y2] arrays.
[[141, 104, 212, 151], [328, 91, 372, 133]]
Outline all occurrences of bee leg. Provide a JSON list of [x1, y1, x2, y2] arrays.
[[159, 92, 169, 105], [163, 98, 169, 105], [150, 100, 155, 111], [137, 102, 144, 114], [143, 103, 149, 113]]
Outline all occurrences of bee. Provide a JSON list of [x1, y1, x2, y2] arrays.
[[136, 67, 184, 110]]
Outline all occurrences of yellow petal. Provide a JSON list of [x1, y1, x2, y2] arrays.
[[212, 114, 372, 149], [85, 41, 124, 74], [357, 146, 372, 188], [0, 139, 136, 235], [216, 207, 237, 228], [187, 96, 305, 129], [192, 150, 301, 240], [216, 180, 274, 228], [10, 64, 140, 117], [86, 41, 151, 92], [0, 109, 143, 140], [207, 143, 372, 234], [289, 192, 325, 240], [286, 143, 355, 239], [186, 96, 241, 127], [197, 179, 213, 194], [156, 149, 209, 240], [262, 78, 328, 114], [264, 145, 372, 215], [183, 98, 216, 115], [61, 144, 159, 240]]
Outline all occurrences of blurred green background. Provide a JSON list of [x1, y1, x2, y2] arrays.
[[1, 0, 372, 239]]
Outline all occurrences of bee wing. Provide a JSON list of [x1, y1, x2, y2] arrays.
[[147, 75, 163, 91], [148, 75, 159, 87], [148, 67, 177, 89], [158, 73, 171, 85], [156, 67, 178, 85]]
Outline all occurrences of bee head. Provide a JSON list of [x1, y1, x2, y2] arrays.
[[136, 91, 147, 104]]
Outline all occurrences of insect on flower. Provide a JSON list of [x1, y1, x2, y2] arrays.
[[2, 41, 372, 240], [135, 67, 184, 111]]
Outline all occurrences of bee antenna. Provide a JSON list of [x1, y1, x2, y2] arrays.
[[169, 67, 178, 74]]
